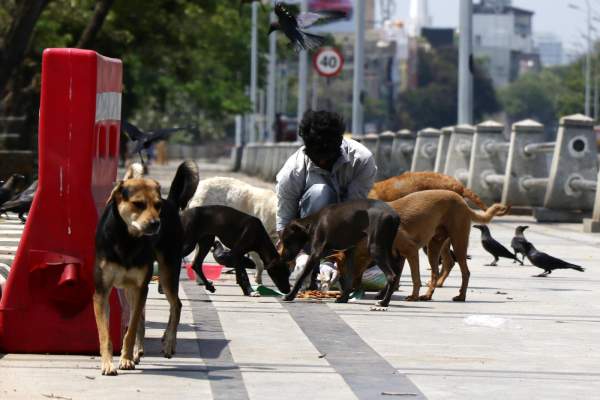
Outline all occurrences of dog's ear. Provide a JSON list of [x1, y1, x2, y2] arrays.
[[123, 162, 144, 180], [152, 179, 162, 198], [289, 220, 309, 237], [107, 180, 125, 205]]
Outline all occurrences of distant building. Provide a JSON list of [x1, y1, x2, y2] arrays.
[[535, 33, 564, 67], [408, 0, 432, 37], [473, 0, 540, 86]]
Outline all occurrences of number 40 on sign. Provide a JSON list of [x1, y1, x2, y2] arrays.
[[313, 47, 344, 78]]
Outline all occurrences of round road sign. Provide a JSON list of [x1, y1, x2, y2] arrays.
[[313, 47, 344, 77]]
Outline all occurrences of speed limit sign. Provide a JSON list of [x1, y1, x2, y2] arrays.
[[313, 47, 344, 77]]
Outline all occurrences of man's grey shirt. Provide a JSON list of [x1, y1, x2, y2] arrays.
[[275, 138, 377, 231]]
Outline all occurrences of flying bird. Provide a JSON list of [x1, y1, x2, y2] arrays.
[[473, 225, 523, 266], [0, 180, 37, 223], [511, 225, 529, 263], [121, 121, 187, 166], [269, 2, 346, 52], [521, 241, 585, 277]]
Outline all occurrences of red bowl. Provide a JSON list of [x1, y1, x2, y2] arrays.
[[185, 263, 223, 281]]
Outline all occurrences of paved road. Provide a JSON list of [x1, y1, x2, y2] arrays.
[[1, 161, 599, 399]]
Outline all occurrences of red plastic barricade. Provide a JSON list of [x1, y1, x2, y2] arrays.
[[0, 49, 124, 353]]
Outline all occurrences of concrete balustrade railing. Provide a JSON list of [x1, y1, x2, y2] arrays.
[[434, 127, 452, 173], [374, 131, 395, 180], [236, 113, 600, 229], [411, 128, 440, 172], [390, 129, 415, 175], [444, 124, 475, 184], [468, 121, 508, 204]]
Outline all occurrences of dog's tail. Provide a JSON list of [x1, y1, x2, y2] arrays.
[[462, 188, 488, 211], [468, 203, 511, 224], [168, 160, 200, 210]]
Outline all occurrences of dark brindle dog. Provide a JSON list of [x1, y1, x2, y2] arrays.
[[181, 205, 291, 296], [279, 199, 401, 306], [93, 161, 199, 376]]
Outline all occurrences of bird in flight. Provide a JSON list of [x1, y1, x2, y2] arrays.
[[121, 121, 187, 167], [269, 2, 346, 52]]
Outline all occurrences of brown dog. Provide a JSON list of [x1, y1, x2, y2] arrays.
[[332, 190, 509, 304], [93, 161, 198, 375], [368, 171, 487, 210], [368, 171, 488, 286]]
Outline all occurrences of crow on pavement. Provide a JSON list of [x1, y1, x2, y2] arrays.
[[511, 225, 529, 263], [0, 180, 37, 223], [473, 224, 523, 266], [522, 241, 585, 277]]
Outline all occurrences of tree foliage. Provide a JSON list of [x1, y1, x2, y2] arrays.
[[499, 69, 562, 129], [1, 0, 270, 142], [396, 46, 500, 131]]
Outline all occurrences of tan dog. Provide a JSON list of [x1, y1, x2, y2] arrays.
[[368, 171, 489, 286], [332, 190, 509, 304], [368, 171, 487, 210], [93, 161, 198, 375]]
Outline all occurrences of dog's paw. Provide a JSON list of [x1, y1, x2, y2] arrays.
[[133, 348, 144, 365], [206, 282, 216, 293], [101, 360, 118, 376], [369, 305, 388, 312], [418, 295, 432, 301], [404, 295, 419, 302], [282, 294, 295, 302], [162, 337, 176, 358], [118, 357, 136, 370], [250, 291, 261, 297], [452, 295, 466, 302]]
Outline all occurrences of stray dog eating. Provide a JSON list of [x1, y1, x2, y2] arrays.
[[279, 199, 401, 306], [93, 161, 198, 375], [181, 205, 291, 296]]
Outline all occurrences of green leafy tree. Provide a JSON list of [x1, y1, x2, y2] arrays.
[[397, 46, 500, 131], [499, 70, 562, 129], [1, 0, 270, 144]]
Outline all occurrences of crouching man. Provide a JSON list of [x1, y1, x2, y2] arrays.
[[276, 110, 377, 288]]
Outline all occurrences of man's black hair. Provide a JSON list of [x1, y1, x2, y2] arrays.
[[298, 110, 345, 163]]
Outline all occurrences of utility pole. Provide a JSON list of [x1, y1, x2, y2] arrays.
[[585, 0, 592, 117], [352, 0, 365, 136], [458, 0, 473, 125], [249, 1, 258, 143], [266, 1, 277, 142], [297, 0, 308, 123]]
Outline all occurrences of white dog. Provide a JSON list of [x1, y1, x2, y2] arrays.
[[188, 176, 277, 284]]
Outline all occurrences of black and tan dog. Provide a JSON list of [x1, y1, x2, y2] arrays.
[[93, 160, 199, 376], [278, 199, 401, 306], [180, 205, 291, 296]]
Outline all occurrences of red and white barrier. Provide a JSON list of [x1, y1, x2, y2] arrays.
[[0, 49, 124, 353]]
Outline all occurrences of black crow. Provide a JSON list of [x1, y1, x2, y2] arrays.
[[521, 241, 585, 277], [0, 173, 26, 207], [0, 180, 37, 223], [511, 225, 529, 263], [473, 225, 523, 266], [121, 121, 186, 166], [269, 2, 346, 52], [212, 241, 256, 270]]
